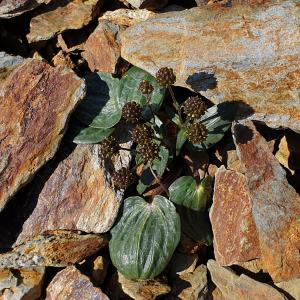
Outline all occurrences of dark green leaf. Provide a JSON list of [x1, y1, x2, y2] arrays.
[[176, 128, 187, 155], [73, 127, 114, 144], [109, 196, 181, 280]]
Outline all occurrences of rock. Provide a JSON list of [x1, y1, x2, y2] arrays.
[[0, 231, 107, 268], [169, 252, 198, 278], [276, 279, 300, 300], [233, 120, 300, 282], [207, 260, 288, 300], [171, 265, 208, 300], [113, 272, 170, 300], [122, 0, 167, 9], [0, 59, 85, 212], [99, 8, 155, 27], [0, 267, 44, 300], [0, 0, 50, 18], [121, 2, 300, 131], [215, 143, 242, 172], [27, 0, 102, 43], [52, 50, 75, 69], [210, 166, 260, 265], [16, 143, 130, 244], [92, 256, 109, 285], [83, 20, 122, 73], [45, 266, 109, 300]]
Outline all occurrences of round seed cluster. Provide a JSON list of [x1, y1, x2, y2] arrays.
[[186, 122, 208, 144], [139, 80, 154, 95], [131, 124, 154, 144], [99, 136, 119, 158], [183, 96, 206, 119], [112, 167, 136, 189], [138, 142, 160, 162], [155, 67, 176, 87], [122, 102, 142, 124]]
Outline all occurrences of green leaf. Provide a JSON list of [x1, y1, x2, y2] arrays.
[[169, 176, 213, 211], [73, 127, 114, 144], [179, 206, 213, 246], [195, 104, 234, 150], [109, 196, 181, 280], [176, 128, 187, 155]]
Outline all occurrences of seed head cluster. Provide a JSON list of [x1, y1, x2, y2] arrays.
[[138, 142, 159, 162], [113, 167, 136, 189], [186, 122, 208, 144], [155, 67, 176, 87], [139, 80, 154, 95], [183, 96, 206, 119], [99, 136, 119, 158], [131, 124, 154, 144], [122, 102, 142, 124]]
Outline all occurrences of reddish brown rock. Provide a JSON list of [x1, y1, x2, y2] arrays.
[[83, 20, 122, 73], [233, 120, 300, 282], [46, 266, 109, 300], [16, 144, 130, 244], [27, 0, 102, 43], [0, 59, 85, 212], [210, 166, 260, 266], [207, 260, 288, 300], [121, 2, 300, 131], [0, 231, 107, 268], [0, 267, 45, 300]]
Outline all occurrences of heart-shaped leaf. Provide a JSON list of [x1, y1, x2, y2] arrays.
[[169, 176, 213, 211], [179, 206, 212, 246], [73, 126, 114, 144], [109, 196, 181, 280]]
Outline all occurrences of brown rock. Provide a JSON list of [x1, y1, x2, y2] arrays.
[[92, 256, 109, 285], [27, 0, 102, 43], [0, 231, 107, 268], [52, 50, 75, 69], [46, 266, 109, 300], [233, 120, 300, 282], [121, 0, 167, 9], [121, 2, 300, 131], [210, 166, 260, 266], [99, 8, 156, 27], [83, 20, 122, 73], [0, 267, 45, 300], [16, 144, 130, 244], [0, 0, 50, 18], [207, 260, 288, 300], [276, 279, 300, 300], [0, 59, 85, 212]]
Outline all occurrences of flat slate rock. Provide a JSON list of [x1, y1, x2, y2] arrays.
[[0, 59, 85, 212], [121, 1, 300, 131]]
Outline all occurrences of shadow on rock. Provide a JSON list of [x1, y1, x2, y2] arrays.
[[186, 72, 218, 92]]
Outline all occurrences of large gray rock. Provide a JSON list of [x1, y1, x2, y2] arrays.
[[121, 1, 300, 131]]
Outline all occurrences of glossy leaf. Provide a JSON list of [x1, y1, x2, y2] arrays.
[[176, 128, 187, 155], [169, 176, 213, 211], [109, 196, 181, 280], [73, 127, 114, 144]]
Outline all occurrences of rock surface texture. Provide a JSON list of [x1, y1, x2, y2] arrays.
[[121, 1, 300, 131], [0, 231, 107, 268], [45, 266, 109, 300], [0, 59, 85, 212], [16, 144, 130, 244], [207, 260, 288, 300], [121, 0, 167, 9], [233, 120, 300, 282], [27, 0, 102, 43], [210, 166, 260, 265]]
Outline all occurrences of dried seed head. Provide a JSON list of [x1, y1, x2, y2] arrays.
[[186, 122, 208, 144], [139, 80, 154, 95], [138, 141, 160, 162], [155, 67, 176, 87], [112, 167, 136, 189], [99, 136, 120, 158], [131, 124, 154, 144], [183, 96, 206, 119], [122, 102, 142, 124]]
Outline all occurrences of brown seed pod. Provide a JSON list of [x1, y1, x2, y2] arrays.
[[183, 96, 206, 119], [139, 80, 154, 95], [99, 136, 120, 158], [138, 141, 160, 162], [186, 122, 208, 144], [122, 102, 142, 124], [112, 167, 136, 189], [131, 123, 154, 144], [155, 67, 176, 87]]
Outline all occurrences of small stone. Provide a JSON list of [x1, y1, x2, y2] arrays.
[[210, 166, 260, 266], [45, 266, 109, 300], [123, 0, 167, 9], [27, 0, 102, 43], [207, 260, 288, 300], [233, 120, 300, 282], [0, 231, 107, 268], [276, 279, 300, 300], [52, 50, 75, 69], [0, 59, 85, 212], [83, 20, 122, 73], [92, 256, 109, 285], [0, 267, 45, 300]]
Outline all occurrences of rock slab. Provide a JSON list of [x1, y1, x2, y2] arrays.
[[233, 120, 300, 282], [210, 166, 260, 265], [0, 59, 85, 212], [121, 1, 300, 131], [46, 266, 109, 300]]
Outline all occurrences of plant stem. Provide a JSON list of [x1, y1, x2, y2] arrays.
[[168, 86, 183, 124], [149, 165, 169, 197], [146, 93, 155, 120]]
